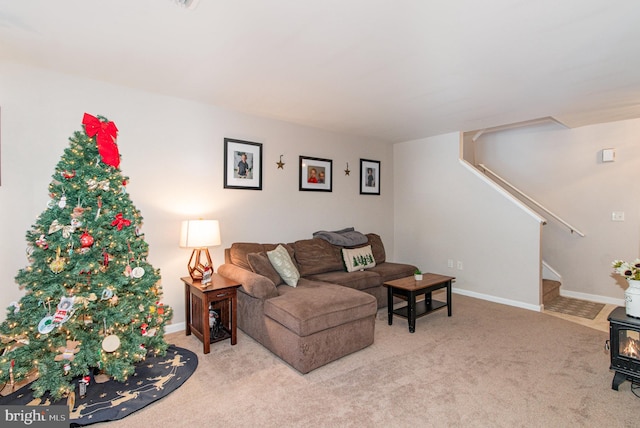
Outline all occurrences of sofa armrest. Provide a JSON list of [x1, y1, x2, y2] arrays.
[[218, 263, 279, 300]]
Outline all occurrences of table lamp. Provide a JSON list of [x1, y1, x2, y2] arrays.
[[179, 219, 221, 283]]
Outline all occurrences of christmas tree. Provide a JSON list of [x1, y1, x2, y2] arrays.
[[0, 113, 172, 399]]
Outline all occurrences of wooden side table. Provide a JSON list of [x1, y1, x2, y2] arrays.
[[384, 273, 454, 333], [182, 274, 241, 354]]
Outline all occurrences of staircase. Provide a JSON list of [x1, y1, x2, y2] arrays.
[[542, 279, 561, 305]]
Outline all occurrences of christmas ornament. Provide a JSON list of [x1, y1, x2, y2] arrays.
[[79, 376, 90, 398], [61, 170, 76, 179], [140, 323, 148, 335], [79, 231, 94, 248], [63, 363, 71, 374], [82, 113, 120, 168], [123, 264, 132, 277], [35, 234, 48, 249], [53, 296, 75, 325], [101, 288, 114, 300], [71, 205, 85, 219], [101, 335, 120, 353], [48, 220, 75, 238], [345, 162, 351, 176], [156, 302, 165, 315], [58, 195, 67, 209], [8, 301, 20, 314], [0, 334, 29, 353], [111, 213, 131, 230], [277, 154, 285, 169], [100, 250, 113, 272], [131, 266, 145, 278], [95, 196, 102, 220], [49, 248, 66, 274], [37, 316, 55, 334], [86, 178, 110, 191], [54, 340, 81, 361], [70, 218, 83, 229]]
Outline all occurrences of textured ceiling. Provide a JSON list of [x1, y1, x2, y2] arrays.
[[1, 0, 640, 142]]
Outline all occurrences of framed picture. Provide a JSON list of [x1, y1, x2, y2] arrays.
[[360, 159, 380, 195], [224, 138, 262, 190], [299, 156, 332, 192]]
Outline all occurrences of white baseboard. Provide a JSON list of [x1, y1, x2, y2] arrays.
[[560, 289, 624, 306], [165, 321, 185, 335], [453, 287, 542, 312]]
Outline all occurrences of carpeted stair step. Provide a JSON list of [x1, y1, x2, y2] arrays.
[[543, 279, 561, 305]]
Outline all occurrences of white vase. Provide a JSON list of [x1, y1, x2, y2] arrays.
[[626, 279, 640, 318], [414, 274, 423, 281]]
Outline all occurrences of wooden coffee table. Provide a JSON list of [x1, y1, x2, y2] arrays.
[[384, 273, 454, 333]]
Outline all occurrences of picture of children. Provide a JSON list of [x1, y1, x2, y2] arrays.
[[307, 167, 318, 183], [366, 168, 375, 187], [224, 138, 262, 190], [300, 157, 332, 192], [235, 152, 252, 179]]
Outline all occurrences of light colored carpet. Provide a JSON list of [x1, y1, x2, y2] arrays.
[[545, 295, 606, 320], [96, 294, 637, 427]]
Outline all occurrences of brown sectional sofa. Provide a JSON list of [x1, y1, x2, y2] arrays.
[[217, 233, 416, 373]]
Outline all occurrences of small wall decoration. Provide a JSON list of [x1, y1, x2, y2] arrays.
[[360, 159, 380, 195], [299, 156, 332, 192], [224, 138, 263, 190]]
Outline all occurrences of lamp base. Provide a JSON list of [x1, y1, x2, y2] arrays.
[[187, 248, 214, 283]]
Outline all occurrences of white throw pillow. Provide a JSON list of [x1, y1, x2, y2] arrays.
[[342, 245, 376, 272], [267, 244, 300, 287]]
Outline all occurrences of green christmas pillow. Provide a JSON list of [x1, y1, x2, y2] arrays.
[[342, 245, 376, 272]]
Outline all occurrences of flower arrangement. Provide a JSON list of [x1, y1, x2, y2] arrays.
[[612, 259, 640, 281]]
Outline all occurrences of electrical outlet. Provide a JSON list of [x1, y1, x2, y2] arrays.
[[457, 261, 463, 270], [447, 259, 454, 268], [612, 211, 625, 222]]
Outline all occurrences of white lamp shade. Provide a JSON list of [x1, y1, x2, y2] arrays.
[[179, 220, 221, 248]]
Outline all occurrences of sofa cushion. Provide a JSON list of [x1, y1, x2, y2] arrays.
[[292, 238, 344, 276], [267, 244, 300, 287], [342, 245, 376, 272], [265, 280, 377, 337], [230, 243, 269, 270], [365, 233, 386, 264], [368, 262, 416, 282], [217, 263, 278, 299], [305, 270, 382, 291], [230, 243, 295, 271], [247, 252, 283, 286]]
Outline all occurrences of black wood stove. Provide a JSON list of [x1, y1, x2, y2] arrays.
[[608, 306, 640, 390]]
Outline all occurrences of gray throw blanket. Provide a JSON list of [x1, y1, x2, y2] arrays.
[[313, 227, 368, 247]]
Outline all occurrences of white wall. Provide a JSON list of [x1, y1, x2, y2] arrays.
[[394, 132, 543, 310], [475, 119, 640, 304], [0, 62, 395, 328]]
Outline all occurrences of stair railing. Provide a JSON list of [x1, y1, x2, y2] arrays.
[[478, 163, 585, 237]]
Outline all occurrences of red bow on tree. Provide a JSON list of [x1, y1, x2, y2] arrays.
[[111, 213, 131, 230], [82, 113, 120, 168]]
